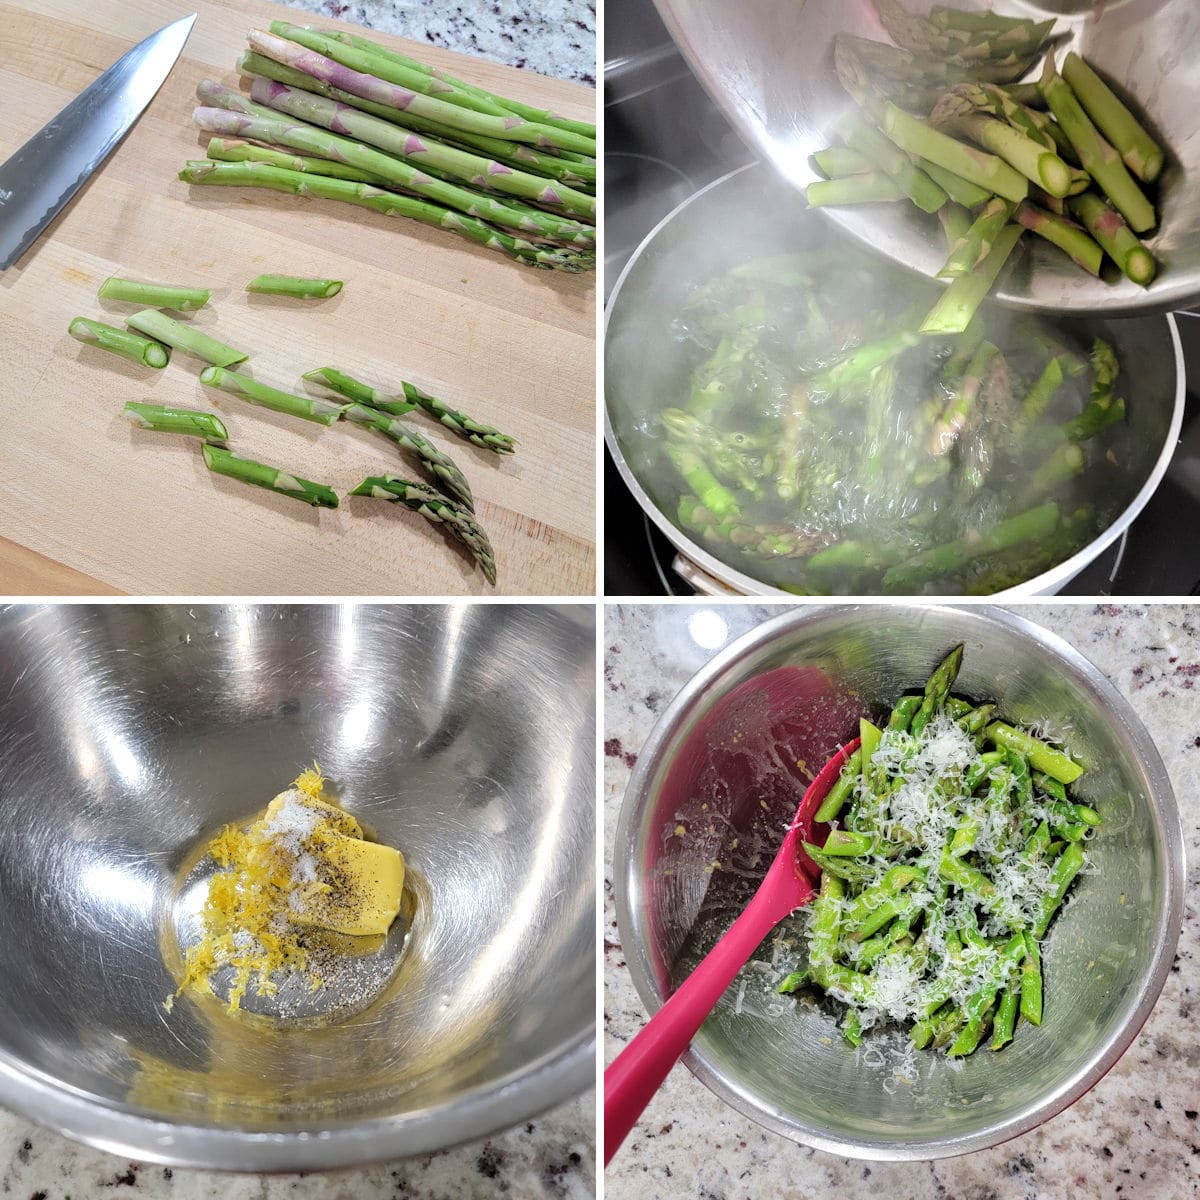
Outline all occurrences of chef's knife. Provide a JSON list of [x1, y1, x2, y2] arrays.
[[0, 13, 196, 270]]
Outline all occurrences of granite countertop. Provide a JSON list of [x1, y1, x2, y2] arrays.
[[1, 1092, 595, 1199], [604, 604, 1200, 1200], [277, 0, 596, 84]]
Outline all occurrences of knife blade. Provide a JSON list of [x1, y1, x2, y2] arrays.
[[0, 13, 196, 270]]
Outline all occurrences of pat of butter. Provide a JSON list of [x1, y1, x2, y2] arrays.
[[290, 833, 405, 937], [265, 791, 363, 839]]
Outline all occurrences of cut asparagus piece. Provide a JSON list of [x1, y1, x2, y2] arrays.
[[302, 366, 415, 413], [343, 403, 474, 510], [957, 112, 1074, 196], [398, 381, 516, 454], [921, 224, 1024, 334], [1040, 56, 1156, 233], [665, 444, 740, 519], [915, 157, 992, 208], [1021, 442, 1085, 506], [882, 502, 1059, 592], [179, 162, 594, 272], [814, 329, 920, 392], [125, 309, 248, 367], [246, 274, 343, 298], [811, 147, 872, 177], [882, 102, 1028, 203], [1014, 201, 1104, 276], [123, 401, 228, 441], [1061, 52, 1162, 183], [940, 198, 1013, 278], [303, 368, 516, 453], [938, 202, 973, 248], [806, 174, 903, 206], [68, 317, 169, 368], [835, 112, 947, 213], [1069, 192, 1157, 286], [199, 365, 346, 425], [202, 443, 339, 508], [98, 277, 211, 310], [1019, 357, 1066, 426], [349, 475, 497, 584]]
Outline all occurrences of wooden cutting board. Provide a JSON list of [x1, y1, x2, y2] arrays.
[[0, 0, 595, 596]]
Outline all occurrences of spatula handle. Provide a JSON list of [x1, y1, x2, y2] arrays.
[[603, 885, 799, 1165]]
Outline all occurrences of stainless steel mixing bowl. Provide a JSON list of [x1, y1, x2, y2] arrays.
[[605, 163, 1185, 597], [0, 604, 596, 1170], [652, 0, 1200, 315], [614, 604, 1184, 1159]]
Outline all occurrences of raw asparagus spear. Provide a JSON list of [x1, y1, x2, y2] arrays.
[[124, 309, 247, 367], [68, 317, 169, 368], [237, 50, 595, 189], [303, 367, 516, 453], [1061, 52, 1162, 183], [199, 365, 346, 426], [124, 401, 228, 441], [251, 79, 596, 221], [1069, 192, 1156, 285], [921, 225, 1024, 334], [806, 174, 903, 206], [246, 274, 343, 298], [343, 403, 474, 510], [202, 444, 339, 508], [882, 103, 1028, 203], [1039, 56, 1155, 233], [206, 135, 386, 182], [312, 25, 596, 137], [349, 475, 497, 584], [1014, 201, 1104, 276], [189, 107, 595, 250], [178, 162, 594, 272], [248, 29, 596, 155], [98, 277, 210, 310]]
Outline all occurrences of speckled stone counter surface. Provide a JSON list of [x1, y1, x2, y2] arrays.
[[277, 0, 596, 84], [0, 1091, 594, 1199], [604, 603, 1200, 1200]]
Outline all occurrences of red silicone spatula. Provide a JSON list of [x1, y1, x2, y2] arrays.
[[604, 735, 860, 1165]]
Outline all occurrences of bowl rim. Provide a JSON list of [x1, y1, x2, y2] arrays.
[[613, 602, 1186, 1160], [603, 162, 1186, 598], [0, 1025, 594, 1171]]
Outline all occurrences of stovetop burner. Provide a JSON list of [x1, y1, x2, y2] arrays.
[[603, 2, 1200, 597]]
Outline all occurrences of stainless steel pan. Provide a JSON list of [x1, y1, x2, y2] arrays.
[[650, 0, 1200, 315], [604, 163, 1184, 596]]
